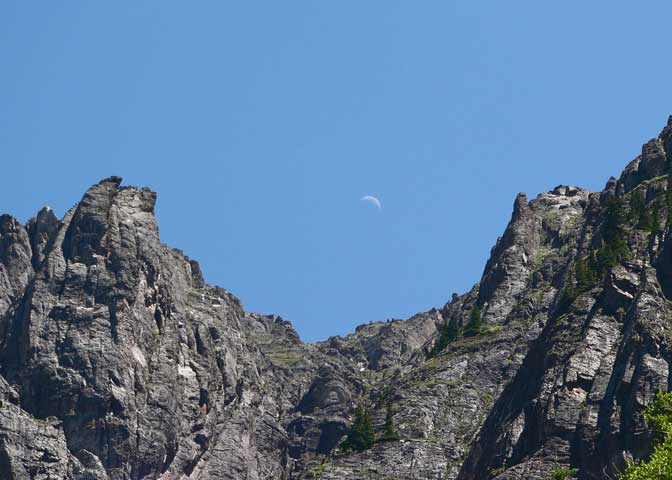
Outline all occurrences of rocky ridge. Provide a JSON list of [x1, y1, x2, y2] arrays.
[[2, 119, 672, 479]]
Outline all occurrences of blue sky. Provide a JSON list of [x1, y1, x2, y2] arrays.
[[2, 2, 672, 341]]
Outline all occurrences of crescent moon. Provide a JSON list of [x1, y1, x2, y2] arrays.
[[360, 195, 382, 210]]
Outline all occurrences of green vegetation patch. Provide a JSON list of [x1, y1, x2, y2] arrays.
[[619, 390, 672, 479], [480, 325, 504, 335], [430, 305, 504, 356], [303, 461, 331, 479], [549, 466, 577, 480], [266, 348, 303, 366], [413, 378, 462, 389], [559, 197, 630, 309], [631, 174, 670, 192]]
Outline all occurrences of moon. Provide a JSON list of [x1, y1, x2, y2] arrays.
[[360, 195, 382, 210]]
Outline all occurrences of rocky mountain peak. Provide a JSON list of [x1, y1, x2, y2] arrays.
[[2, 119, 672, 479], [618, 121, 672, 194]]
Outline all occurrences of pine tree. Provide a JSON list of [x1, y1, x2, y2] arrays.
[[430, 317, 460, 356], [464, 306, 482, 337], [598, 198, 629, 271], [589, 250, 600, 275], [630, 190, 645, 223], [446, 317, 459, 342], [340, 405, 375, 452], [652, 201, 662, 234], [638, 207, 653, 231], [604, 197, 627, 241], [558, 283, 578, 310], [575, 256, 598, 292], [361, 408, 375, 449], [597, 243, 616, 271], [378, 403, 400, 442]]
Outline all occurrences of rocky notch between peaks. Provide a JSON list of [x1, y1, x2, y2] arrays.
[[3, 118, 672, 480]]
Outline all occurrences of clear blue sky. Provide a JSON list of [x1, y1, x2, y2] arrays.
[[2, 2, 672, 341]]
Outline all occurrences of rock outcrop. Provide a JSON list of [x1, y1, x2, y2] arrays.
[[3, 117, 672, 479]]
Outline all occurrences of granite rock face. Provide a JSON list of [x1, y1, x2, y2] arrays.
[[3, 118, 672, 479]]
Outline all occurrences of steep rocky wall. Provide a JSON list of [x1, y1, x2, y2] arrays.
[[2, 118, 672, 479], [459, 118, 672, 480]]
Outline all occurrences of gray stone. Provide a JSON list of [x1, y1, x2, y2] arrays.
[[3, 118, 672, 479]]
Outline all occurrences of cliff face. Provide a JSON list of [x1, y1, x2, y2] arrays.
[[2, 119, 672, 480]]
